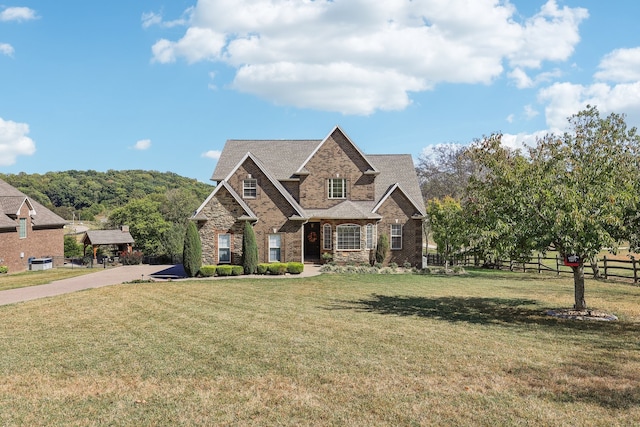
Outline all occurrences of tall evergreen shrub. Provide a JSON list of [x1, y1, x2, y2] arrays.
[[242, 221, 259, 274], [183, 221, 202, 277], [375, 234, 389, 264]]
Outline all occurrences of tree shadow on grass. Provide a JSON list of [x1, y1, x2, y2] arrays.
[[327, 294, 640, 409], [326, 294, 639, 334]]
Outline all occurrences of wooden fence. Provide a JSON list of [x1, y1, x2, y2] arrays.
[[424, 253, 639, 284]]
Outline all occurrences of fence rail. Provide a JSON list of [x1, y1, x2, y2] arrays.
[[424, 253, 639, 284]]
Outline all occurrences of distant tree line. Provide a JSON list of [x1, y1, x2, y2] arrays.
[[0, 170, 213, 221]]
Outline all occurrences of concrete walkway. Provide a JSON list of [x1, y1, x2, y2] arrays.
[[0, 264, 322, 306]]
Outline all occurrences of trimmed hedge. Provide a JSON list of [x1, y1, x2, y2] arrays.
[[199, 265, 217, 277], [231, 265, 244, 276], [216, 265, 233, 276], [257, 264, 269, 275], [287, 262, 304, 274], [268, 263, 288, 275], [0, 266, 7, 274]]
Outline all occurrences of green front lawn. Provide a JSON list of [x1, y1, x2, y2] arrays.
[[1, 271, 638, 426]]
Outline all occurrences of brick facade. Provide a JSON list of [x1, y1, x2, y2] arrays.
[[299, 130, 375, 209], [376, 191, 424, 266], [194, 127, 425, 268], [0, 202, 65, 273]]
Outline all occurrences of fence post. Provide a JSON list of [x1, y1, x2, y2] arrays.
[[556, 255, 560, 275], [632, 256, 638, 284], [603, 255, 608, 280], [538, 254, 541, 274]]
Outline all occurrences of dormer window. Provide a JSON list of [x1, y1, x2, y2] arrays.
[[328, 178, 346, 199], [243, 178, 257, 198]]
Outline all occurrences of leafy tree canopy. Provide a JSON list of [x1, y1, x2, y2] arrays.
[[465, 106, 640, 309]]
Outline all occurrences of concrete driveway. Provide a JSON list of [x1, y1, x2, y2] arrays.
[[0, 264, 322, 306]]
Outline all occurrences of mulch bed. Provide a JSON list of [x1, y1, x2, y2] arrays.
[[546, 309, 618, 321]]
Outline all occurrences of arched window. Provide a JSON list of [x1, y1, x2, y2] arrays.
[[337, 224, 361, 250], [323, 224, 332, 250]]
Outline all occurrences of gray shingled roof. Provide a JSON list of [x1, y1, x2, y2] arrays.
[[212, 140, 321, 181], [367, 154, 426, 214], [306, 201, 381, 220], [83, 230, 135, 245], [0, 178, 67, 229], [208, 130, 425, 218]]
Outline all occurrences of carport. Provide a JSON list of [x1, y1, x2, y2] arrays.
[[82, 226, 135, 261]]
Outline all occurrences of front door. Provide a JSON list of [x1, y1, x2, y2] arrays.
[[304, 222, 321, 262]]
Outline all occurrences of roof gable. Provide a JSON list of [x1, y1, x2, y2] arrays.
[[223, 152, 306, 219], [297, 126, 378, 175], [192, 181, 257, 221], [372, 183, 426, 217]]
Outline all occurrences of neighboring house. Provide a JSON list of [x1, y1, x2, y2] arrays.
[[0, 178, 66, 273], [192, 126, 426, 267]]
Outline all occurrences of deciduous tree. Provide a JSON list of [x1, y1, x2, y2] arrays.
[[465, 106, 640, 309], [426, 196, 466, 270]]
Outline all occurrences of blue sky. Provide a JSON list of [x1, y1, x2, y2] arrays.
[[1, 0, 639, 183]]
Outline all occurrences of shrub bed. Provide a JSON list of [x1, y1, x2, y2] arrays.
[[257, 264, 269, 275], [199, 265, 217, 277], [268, 263, 288, 275], [287, 262, 304, 274], [216, 265, 233, 276]]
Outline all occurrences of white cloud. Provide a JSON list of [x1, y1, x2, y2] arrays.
[[524, 105, 539, 120], [142, 8, 192, 29], [202, 150, 221, 160], [152, 27, 226, 64], [508, 0, 587, 69], [0, 117, 36, 166], [151, 0, 588, 115], [133, 139, 152, 150], [537, 44, 640, 131], [594, 47, 640, 83], [0, 43, 14, 57], [0, 6, 37, 22]]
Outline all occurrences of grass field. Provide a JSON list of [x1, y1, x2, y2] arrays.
[[1, 270, 638, 426], [0, 267, 97, 291]]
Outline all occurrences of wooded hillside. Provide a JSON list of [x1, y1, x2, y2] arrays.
[[0, 170, 214, 220]]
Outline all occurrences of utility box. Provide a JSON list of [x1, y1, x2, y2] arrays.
[[30, 257, 53, 271]]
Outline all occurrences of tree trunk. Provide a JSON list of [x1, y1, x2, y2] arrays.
[[589, 257, 600, 279], [572, 263, 587, 310]]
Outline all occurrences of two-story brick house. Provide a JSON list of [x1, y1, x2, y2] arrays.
[[0, 178, 66, 273], [192, 126, 425, 267]]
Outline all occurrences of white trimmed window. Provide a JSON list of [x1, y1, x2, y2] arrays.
[[337, 224, 360, 250], [323, 224, 332, 250], [328, 178, 346, 199], [243, 179, 257, 198], [390, 224, 402, 250], [19, 218, 27, 239], [269, 234, 281, 262], [366, 223, 376, 249], [218, 233, 231, 263]]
